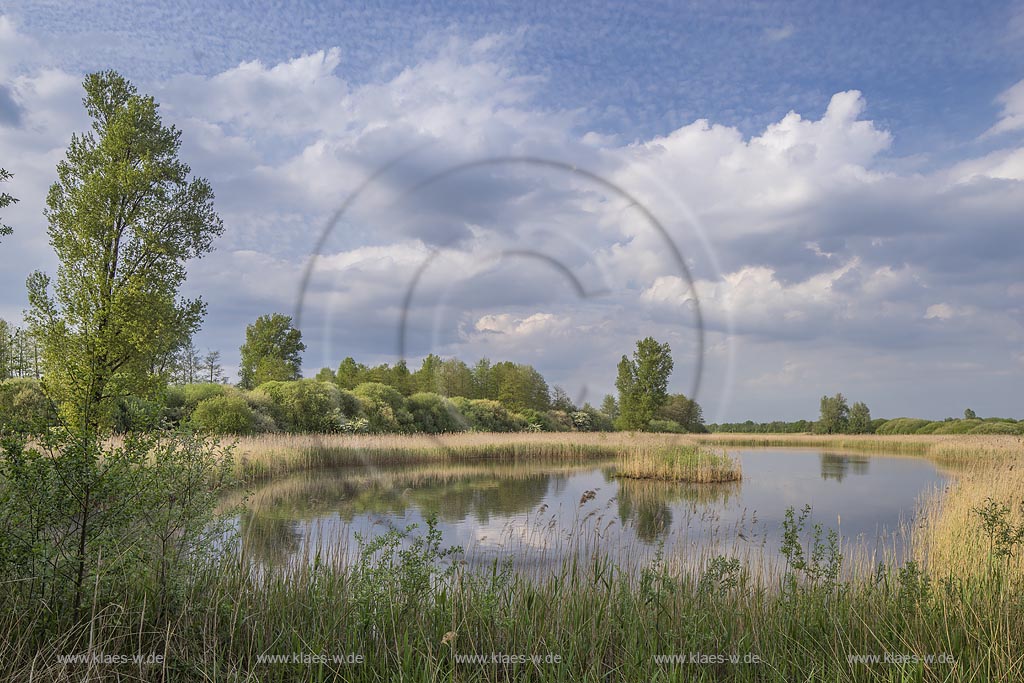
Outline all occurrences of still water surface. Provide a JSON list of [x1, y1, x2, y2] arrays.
[[235, 449, 948, 572]]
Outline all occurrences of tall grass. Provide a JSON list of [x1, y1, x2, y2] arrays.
[[3, 508, 1022, 682], [5, 432, 1019, 680], [228, 431, 636, 480], [616, 443, 742, 482]]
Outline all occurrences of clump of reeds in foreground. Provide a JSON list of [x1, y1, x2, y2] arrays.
[[616, 443, 742, 483]]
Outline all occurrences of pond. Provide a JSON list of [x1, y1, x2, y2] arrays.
[[231, 449, 949, 574]]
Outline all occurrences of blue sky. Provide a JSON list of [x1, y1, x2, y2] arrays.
[[1, 1, 1023, 421]]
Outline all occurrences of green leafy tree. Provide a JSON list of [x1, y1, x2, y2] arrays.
[[848, 401, 872, 434], [437, 358, 475, 397], [817, 393, 850, 434], [26, 71, 223, 431], [657, 393, 705, 433], [964, 408, 977, 420], [615, 337, 674, 430], [412, 354, 442, 393], [238, 313, 305, 388], [16, 71, 223, 621], [335, 356, 366, 389], [200, 349, 225, 383], [551, 386, 576, 413], [600, 393, 619, 422], [471, 358, 496, 399], [0, 166, 16, 242], [492, 361, 550, 411], [315, 366, 336, 383]]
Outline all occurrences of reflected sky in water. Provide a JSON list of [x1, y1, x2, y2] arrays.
[[232, 449, 947, 574]]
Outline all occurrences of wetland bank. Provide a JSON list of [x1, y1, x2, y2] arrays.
[[2, 61, 1023, 683]]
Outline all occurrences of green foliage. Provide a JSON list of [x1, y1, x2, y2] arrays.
[[349, 516, 460, 632], [579, 403, 614, 432], [314, 366, 336, 383], [0, 378, 54, 433], [254, 379, 343, 433], [335, 357, 365, 390], [875, 417, 932, 435], [656, 393, 706, 432], [238, 313, 305, 389], [931, 419, 983, 435], [25, 71, 223, 431], [972, 498, 1024, 566], [482, 360, 550, 411], [647, 418, 685, 433], [847, 401, 872, 433], [336, 389, 363, 419], [449, 397, 526, 432], [816, 393, 850, 434], [0, 166, 16, 241], [352, 382, 415, 433], [190, 394, 256, 435], [708, 419, 814, 433], [616, 337, 674, 430], [182, 382, 231, 411], [969, 421, 1024, 435], [600, 393, 619, 421], [914, 421, 945, 434], [513, 407, 551, 432], [964, 408, 977, 420], [407, 392, 464, 434], [545, 409, 575, 431], [0, 429, 234, 624], [0, 319, 43, 380], [698, 555, 743, 595], [780, 504, 842, 593]]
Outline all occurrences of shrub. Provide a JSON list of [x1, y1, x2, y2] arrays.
[[352, 382, 415, 433], [581, 405, 615, 432], [545, 410, 574, 431], [407, 392, 463, 434], [449, 397, 525, 432], [254, 380, 344, 433], [914, 421, 945, 434], [515, 408, 558, 432], [163, 385, 188, 424], [111, 396, 164, 432], [182, 383, 231, 411], [647, 419, 686, 433], [931, 419, 983, 435], [337, 389, 363, 419], [969, 422, 1024, 435], [190, 394, 256, 435], [875, 418, 931, 435], [242, 390, 281, 432], [0, 378, 54, 433]]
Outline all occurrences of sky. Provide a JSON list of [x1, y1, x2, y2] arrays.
[[0, 1, 1022, 422]]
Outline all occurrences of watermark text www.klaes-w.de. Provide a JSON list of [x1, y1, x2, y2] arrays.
[[847, 653, 957, 665], [654, 652, 763, 665], [256, 653, 365, 665], [56, 653, 164, 665], [455, 653, 562, 665]]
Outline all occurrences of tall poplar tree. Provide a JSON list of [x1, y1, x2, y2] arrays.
[[26, 71, 222, 431], [615, 337, 674, 430]]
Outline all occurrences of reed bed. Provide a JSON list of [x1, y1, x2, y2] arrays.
[[615, 443, 742, 482], [228, 431, 643, 480], [6, 432, 1015, 679], [694, 432, 1023, 465], [4, 508, 1022, 682]]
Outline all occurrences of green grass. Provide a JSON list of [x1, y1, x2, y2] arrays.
[[5, 432, 1023, 681], [2, 515, 1021, 682]]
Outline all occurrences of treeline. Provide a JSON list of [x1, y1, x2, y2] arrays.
[[708, 397, 1024, 436], [0, 319, 41, 380]]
